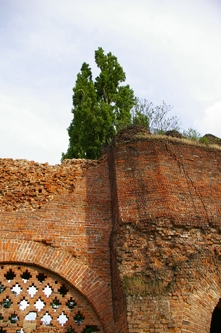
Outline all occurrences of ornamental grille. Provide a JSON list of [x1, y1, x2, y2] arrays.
[[0, 265, 102, 333]]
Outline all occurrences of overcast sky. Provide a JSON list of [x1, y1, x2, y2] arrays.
[[1, 0, 221, 165]]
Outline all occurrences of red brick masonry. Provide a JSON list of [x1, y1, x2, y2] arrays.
[[1, 127, 221, 332]]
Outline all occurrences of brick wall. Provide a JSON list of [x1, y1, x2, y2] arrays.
[[110, 129, 221, 333], [0, 156, 115, 332], [1, 127, 221, 332]]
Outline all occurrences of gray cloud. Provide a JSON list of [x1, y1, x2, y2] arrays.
[[1, 0, 221, 164]]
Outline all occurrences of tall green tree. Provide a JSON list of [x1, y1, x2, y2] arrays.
[[62, 47, 135, 160]]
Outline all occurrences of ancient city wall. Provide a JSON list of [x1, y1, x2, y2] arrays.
[[1, 127, 221, 332]]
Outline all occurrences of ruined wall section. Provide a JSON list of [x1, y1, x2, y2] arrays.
[[0, 157, 112, 277], [0, 159, 76, 212], [3, 130, 221, 332], [110, 133, 221, 332], [0, 157, 114, 332]]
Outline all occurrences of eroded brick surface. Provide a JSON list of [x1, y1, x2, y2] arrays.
[[110, 133, 221, 333], [0, 158, 95, 211], [1, 128, 221, 333], [0, 156, 114, 332]]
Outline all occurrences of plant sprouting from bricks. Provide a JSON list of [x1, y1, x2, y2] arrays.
[[122, 274, 172, 296]]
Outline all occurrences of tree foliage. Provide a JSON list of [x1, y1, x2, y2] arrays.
[[131, 98, 182, 133], [62, 47, 135, 160], [182, 128, 201, 141]]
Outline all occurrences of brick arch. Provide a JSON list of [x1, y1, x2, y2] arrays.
[[177, 271, 221, 333], [0, 239, 114, 332]]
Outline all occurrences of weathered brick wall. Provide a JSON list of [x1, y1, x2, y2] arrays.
[[0, 157, 111, 266], [108, 149, 129, 333], [109, 129, 221, 333], [1, 127, 221, 333], [0, 156, 115, 332]]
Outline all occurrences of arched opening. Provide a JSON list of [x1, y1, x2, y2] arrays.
[[210, 299, 221, 333], [0, 264, 102, 333]]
